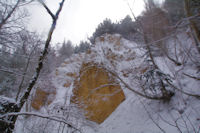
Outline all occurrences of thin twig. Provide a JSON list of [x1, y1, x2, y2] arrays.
[[139, 99, 166, 133], [183, 73, 200, 80], [0, 112, 81, 132]]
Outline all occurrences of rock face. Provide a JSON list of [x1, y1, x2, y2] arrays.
[[31, 34, 140, 124], [31, 88, 56, 110], [31, 78, 56, 110], [31, 89, 49, 110], [71, 63, 125, 124]]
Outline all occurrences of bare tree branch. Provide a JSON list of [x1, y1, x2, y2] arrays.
[[0, 0, 20, 29], [0, 68, 30, 78], [0, 112, 81, 132], [0, 0, 67, 132], [183, 73, 200, 80], [18, 0, 65, 109], [104, 67, 169, 100], [166, 80, 200, 99], [38, 0, 55, 20], [139, 98, 166, 133], [16, 43, 40, 101]]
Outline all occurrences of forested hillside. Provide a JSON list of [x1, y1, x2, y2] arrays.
[[0, 0, 200, 133]]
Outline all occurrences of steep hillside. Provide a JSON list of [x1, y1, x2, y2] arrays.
[[16, 33, 200, 133]]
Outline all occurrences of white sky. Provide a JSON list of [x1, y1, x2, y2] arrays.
[[27, 0, 144, 45]]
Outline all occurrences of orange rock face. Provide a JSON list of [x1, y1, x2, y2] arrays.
[[71, 63, 125, 124], [31, 89, 48, 110], [31, 34, 132, 123], [31, 88, 56, 110]]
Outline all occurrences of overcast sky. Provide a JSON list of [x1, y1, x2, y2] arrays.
[[27, 0, 144, 45]]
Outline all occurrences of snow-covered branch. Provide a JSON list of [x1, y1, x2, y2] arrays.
[[0, 68, 28, 77], [0, 0, 67, 132], [0, 112, 81, 132], [101, 66, 171, 100]]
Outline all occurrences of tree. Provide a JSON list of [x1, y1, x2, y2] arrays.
[[122, 0, 175, 101], [89, 16, 142, 44], [0, 0, 68, 132], [0, 0, 36, 98], [74, 41, 90, 54], [117, 15, 137, 40], [0, 29, 46, 99], [89, 18, 116, 44], [184, 0, 200, 53], [141, 1, 170, 56], [58, 40, 74, 58], [163, 0, 185, 24], [57, 40, 74, 65]]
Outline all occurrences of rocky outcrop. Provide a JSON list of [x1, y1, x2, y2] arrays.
[[31, 78, 56, 110], [31, 88, 56, 110], [31, 34, 141, 124], [71, 62, 125, 124]]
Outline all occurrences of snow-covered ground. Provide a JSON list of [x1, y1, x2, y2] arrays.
[[15, 33, 200, 133]]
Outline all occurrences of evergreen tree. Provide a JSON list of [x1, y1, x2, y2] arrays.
[[58, 40, 74, 58], [117, 15, 137, 40], [89, 18, 116, 44], [57, 40, 74, 64], [74, 41, 90, 53]]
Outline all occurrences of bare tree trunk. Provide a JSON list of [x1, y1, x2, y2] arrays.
[[184, 0, 200, 53], [0, 0, 66, 132], [127, 0, 174, 101]]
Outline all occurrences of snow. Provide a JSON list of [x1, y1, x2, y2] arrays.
[[14, 33, 200, 133], [82, 33, 200, 133], [0, 96, 16, 104], [0, 96, 16, 113], [51, 54, 84, 105]]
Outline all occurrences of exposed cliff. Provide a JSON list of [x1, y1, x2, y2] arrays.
[[28, 33, 200, 133]]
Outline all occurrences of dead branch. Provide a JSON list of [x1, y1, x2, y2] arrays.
[[16, 43, 40, 101], [139, 98, 166, 133], [183, 73, 200, 81], [0, 112, 81, 132], [0, 0, 20, 29], [166, 80, 200, 99], [105, 67, 170, 100]]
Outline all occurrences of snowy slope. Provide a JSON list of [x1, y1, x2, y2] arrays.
[[92, 34, 200, 133], [62, 34, 200, 133], [15, 33, 200, 133]]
